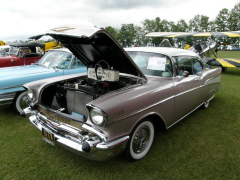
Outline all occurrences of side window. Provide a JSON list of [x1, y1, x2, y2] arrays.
[[176, 57, 193, 75], [192, 59, 203, 75], [70, 58, 84, 69], [175, 56, 203, 76]]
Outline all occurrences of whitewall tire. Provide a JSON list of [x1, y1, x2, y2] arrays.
[[123, 120, 154, 161], [13, 91, 32, 114]]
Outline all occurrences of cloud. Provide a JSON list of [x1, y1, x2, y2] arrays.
[[0, 0, 238, 41], [87, 0, 186, 10]]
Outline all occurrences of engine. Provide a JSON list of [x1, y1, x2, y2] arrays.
[[40, 64, 140, 116]]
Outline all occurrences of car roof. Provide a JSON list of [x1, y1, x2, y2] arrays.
[[0, 45, 10, 49], [124, 47, 200, 57]]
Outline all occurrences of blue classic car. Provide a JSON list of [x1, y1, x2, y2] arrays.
[[0, 48, 86, 114]]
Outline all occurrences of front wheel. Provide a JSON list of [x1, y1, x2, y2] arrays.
[[123, 120, 154, 162], [12, 91, 32, 115]]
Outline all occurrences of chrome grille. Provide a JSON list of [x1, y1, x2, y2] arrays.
[[37, 105, 83, 130], [37, 105, 95, 138]]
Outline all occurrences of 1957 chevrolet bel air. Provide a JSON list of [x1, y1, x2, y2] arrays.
[[23, 25, 221, 161]]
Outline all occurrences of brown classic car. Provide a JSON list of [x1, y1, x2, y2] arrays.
[[23, 26, 221, 161]]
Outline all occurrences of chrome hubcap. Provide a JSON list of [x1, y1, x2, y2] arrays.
[[205, 101, 209, 108], [19, 94, 32, 110], [132, 126, 150, 154]]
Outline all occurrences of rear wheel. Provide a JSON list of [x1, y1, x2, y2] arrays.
[[123, 120, 154, 161], [201, 100, 210, 109], [13, 91, 32, 115], [222, 67, 227, 72]]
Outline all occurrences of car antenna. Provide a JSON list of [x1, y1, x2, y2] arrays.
[[91, 17, 96, 27]]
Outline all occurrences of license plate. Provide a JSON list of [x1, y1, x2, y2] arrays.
[[42, 128, 55, 146]]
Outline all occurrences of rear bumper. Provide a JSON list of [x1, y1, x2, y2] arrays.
[[26, 109, 129, 161]]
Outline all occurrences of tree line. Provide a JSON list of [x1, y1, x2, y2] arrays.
[[105, 2, 240, 48]]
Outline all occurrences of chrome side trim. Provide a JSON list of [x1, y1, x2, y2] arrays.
[[167, 103, 203, 129], [2, 85, 22, 90], [112, 95, 175, 122], [204, 76, 221, 86], [0, 92, 17, 105], [113, 78, 220, 124], [175, 86, 201, 97], [207, 94, 215, 102], [113, 86, 201, 122], [167, 93, 216, 129]]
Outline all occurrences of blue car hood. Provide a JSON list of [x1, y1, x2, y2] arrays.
[[0, 65, 54, 79], [0, 65, 61, 93]]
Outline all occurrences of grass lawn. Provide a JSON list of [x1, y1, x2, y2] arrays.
[[0, 51, 240, 180], [212, 50, 240, 59]]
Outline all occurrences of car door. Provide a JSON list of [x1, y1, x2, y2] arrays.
[[0, 55, 18, 67], [15, 48, 36, 66], [173, 56, 203, 122]]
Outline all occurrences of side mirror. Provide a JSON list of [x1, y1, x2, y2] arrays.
[[182, 71, 189, 77], [52, 65, 59, 71]]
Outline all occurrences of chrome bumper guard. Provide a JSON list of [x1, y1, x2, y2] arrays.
[[24, 107, 129, 161]]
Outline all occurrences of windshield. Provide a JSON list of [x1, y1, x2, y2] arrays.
[[127, 51, 173, 77], [36, 50, 73, 68], [0, 48, 7, 56], [9, 47, 19, 55]]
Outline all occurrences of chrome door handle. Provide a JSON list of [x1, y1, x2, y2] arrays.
[[195, 77, 200, 81]]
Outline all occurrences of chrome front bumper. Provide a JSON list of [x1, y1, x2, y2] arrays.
[[24, 107, 129, 161]]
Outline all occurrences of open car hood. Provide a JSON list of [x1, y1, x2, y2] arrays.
[[8, 42, 45, 51], [29, 25, 146, 79]]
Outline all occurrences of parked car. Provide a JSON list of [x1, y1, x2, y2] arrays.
[[0, 42, 45, 67], [23, 26, 221, 161], [0, 48, 86, 114]]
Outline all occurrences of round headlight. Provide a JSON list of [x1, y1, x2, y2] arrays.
[[90, 108, 107, 127]]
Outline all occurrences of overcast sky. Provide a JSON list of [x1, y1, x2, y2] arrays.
[[0, 0, 239, 41]]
